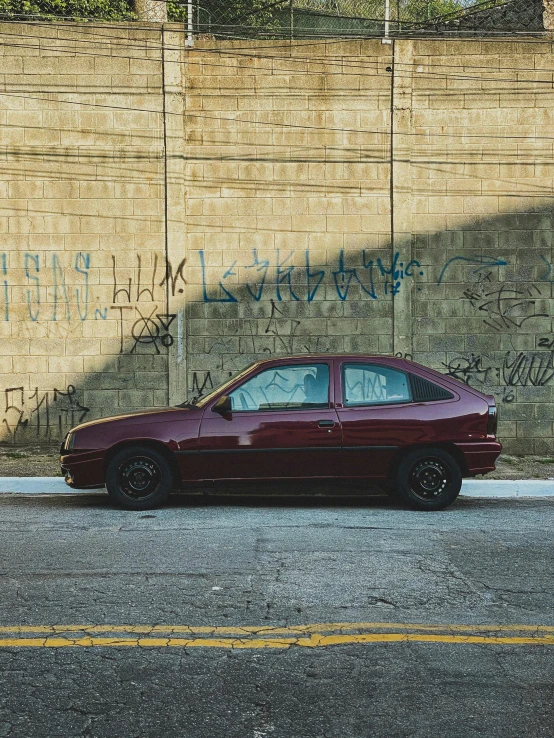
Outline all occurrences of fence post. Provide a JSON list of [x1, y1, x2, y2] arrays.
[[290, 0, 294, 40], [134, 0, 167, 21], [544, 0, 554, 29], [185, 0, 194, 46]]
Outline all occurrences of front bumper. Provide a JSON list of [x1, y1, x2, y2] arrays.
[[60, 449, 106, 489], [455, 440, 502, 476]]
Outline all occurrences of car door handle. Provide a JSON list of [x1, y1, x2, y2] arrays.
[[318, 420, 335, 428]]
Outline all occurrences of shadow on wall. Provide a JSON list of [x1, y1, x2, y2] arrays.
[[1, 205, 553, 454]]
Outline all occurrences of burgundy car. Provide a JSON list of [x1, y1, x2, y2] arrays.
[[60, 355, 501, 511]]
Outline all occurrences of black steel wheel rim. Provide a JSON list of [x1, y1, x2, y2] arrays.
[[408, 457, 450, 500], [117, 456, 161, 500]]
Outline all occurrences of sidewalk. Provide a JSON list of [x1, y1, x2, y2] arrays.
[[0, 477, 552, 498]]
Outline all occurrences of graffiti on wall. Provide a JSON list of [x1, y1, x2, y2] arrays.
[[1, 384, 89, 442], [1, 243, 553, 439], [3, 248, 532, 318], [440, 259, 554, 402], [443, 350, 554, 390], [462, 273, 548, 332], [200, 249, 424, 303], [110, 306, 177, 354], [540, 255, 554, 283], [111, 254, 186, 304], [436, 256, 508, 286], [0, 252, 186, 327]]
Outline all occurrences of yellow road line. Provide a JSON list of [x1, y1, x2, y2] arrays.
[[1, 633, 554, 648], [0, 621, 553, 636]]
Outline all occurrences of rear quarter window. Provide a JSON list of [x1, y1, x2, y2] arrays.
[[409, 374, 454, 402]]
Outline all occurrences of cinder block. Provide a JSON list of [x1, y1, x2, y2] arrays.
[[516, 421, 553, 439], [1, 31, 554, 450]]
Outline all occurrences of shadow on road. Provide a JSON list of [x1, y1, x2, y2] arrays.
[[2, 480, 402, 510], [5, 485, 549, 512]]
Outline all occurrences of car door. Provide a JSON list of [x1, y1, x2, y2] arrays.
[[197, 361, 341, 480], [336, 361, 415, 478]]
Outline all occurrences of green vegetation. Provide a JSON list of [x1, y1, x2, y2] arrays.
[[0, 0, 135, 20], [401, 0, 466, 21], [168, 0, 279, 31], [0, 0, 278, 23], [0, 0, 506, 25]]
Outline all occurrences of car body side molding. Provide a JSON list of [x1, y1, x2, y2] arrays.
[[174, 445, 399, 455]]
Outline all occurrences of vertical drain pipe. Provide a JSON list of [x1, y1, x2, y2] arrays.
[[388, 40, 396, 350]]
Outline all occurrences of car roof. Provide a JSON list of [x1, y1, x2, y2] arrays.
[[257, 354, 404, 362]]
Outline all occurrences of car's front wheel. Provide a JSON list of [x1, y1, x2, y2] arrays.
[[395, 448, 462, 511], [106, 445, 173, 510]]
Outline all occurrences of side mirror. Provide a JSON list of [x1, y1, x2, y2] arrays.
[[212, 395, 232, 416]]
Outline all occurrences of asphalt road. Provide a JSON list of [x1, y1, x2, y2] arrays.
[[1, 491, 553, 738]]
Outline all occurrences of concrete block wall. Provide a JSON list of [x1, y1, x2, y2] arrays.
[[1, 24, 553, 454], [182, 38, 554, 455], [0, 23, 174, 442], [182, 40, 395, 393], [407, 39, 554, 454]]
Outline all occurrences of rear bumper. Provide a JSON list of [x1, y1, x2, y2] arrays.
[[455, 440, 502, 476], [60, 449, 106, 489]]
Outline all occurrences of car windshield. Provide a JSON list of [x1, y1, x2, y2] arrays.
[[177, 363, 259, 409]]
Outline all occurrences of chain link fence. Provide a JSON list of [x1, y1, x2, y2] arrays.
[[184, 0, 544, 39], [0, 0, 543, 35]]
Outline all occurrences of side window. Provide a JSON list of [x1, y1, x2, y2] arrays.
[[229, 364, 330, 412], [343, 364, 411, 406]]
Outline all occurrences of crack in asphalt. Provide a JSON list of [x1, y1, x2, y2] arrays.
[[1, 498, 554, 737]]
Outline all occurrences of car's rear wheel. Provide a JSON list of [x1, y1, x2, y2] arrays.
[[106, 445, 173, 510], [395, 448, 462, 511]]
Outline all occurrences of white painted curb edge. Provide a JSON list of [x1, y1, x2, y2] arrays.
[[0, 477, 552, 498], [0, 478, 105, 494], [461, 479, 554, 498]]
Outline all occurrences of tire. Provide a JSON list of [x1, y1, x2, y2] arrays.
[[105, 445, 174, 510], [395, 447, 462, 511]]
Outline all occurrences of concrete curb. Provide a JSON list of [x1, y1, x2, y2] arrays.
[[0, 477, 552, 498], [460, 479, 554, 498], [0, 478, 106, 495]]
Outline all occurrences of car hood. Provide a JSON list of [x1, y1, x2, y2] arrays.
[[70, 406, 200, 433]]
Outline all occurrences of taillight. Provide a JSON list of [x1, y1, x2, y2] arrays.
[[487, 405, 498, 436]]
